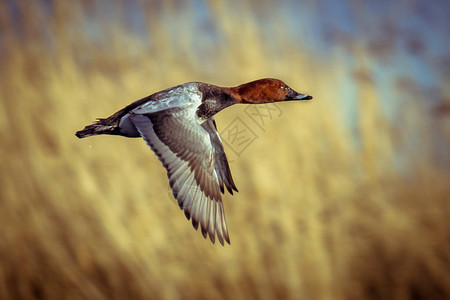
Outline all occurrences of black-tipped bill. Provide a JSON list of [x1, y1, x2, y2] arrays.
[[285, 88, 313, 101], [286, 93, 313, 101]]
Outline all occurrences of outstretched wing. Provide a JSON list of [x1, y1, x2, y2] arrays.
[[201, 118, 238, 195], [130, 106, 230, 245]]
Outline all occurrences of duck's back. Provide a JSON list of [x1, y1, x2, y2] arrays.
[[131, 82, 202, 115], [117, 83, 202, 137], [115, 82, 201, 117], [76, 83, 203, 138]]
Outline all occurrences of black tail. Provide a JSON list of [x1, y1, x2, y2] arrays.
[[75, 119, 117, 138]]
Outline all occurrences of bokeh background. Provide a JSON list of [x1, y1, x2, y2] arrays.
[[1, 0, 449, 299]]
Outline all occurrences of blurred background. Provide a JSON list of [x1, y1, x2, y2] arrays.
[[1, 0, 449, 299]]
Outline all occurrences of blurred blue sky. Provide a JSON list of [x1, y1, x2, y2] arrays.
[[3, 0, 450, 166], [5, 0, 449, 92], [9, 0, 447, 103]]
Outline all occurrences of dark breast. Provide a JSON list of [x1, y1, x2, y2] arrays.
[[196, 84, 235, 120]]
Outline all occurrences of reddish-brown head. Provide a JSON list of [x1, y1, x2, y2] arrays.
[[230, 78, 313, 104]]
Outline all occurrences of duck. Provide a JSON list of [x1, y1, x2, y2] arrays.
[[76, 78, 313, 245]]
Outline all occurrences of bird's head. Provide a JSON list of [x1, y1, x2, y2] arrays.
[[231, 78, 313, 104]]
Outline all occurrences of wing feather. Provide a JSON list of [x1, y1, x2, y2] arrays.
[[201, 118, 238, 194], [130, 108, 231, 245]]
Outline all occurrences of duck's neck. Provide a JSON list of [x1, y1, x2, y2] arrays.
[[228, 82, 267, 104], [196, 85, 239, 120]]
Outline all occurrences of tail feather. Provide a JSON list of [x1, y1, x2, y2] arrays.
[[75, 119, 117, 138]]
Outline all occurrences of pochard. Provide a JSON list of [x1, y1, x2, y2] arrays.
[[76, 78, 313, 245]]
